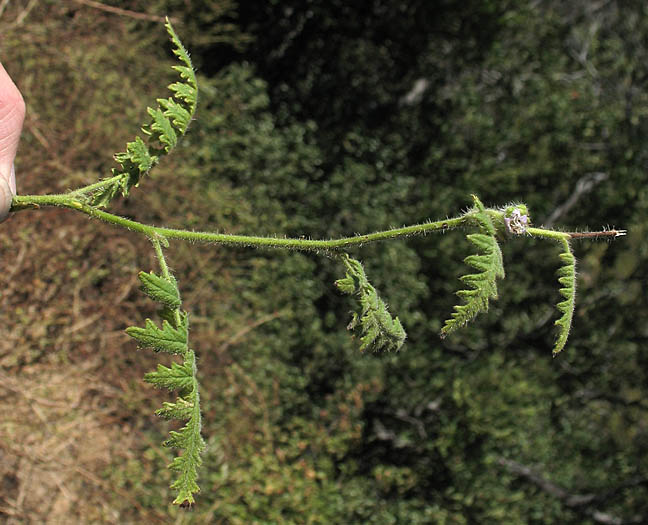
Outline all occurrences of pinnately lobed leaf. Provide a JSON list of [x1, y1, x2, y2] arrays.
[[440, 195, 505, 337], [128, 238, 205, 506], [91, 18, 197, 207], [552, 237, 576, 356], [335, 254, 406, 353]]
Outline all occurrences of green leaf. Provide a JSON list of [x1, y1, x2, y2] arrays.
[[166, 19, 196, 81], [552, 238, 576, 356], [125, 318, 187, 355], [152, 345, 204, 507], [138, 271, 181, 308], [172, 65, 196, 84], [114, 136, 156, 174], [144, 361, 194, 393], [168, 416, 205, 506], [159, 306, 181, 328], [441, 196, 505, 337], [169, 81, 196, 105], [336, 254, 406, 353], [91, 18, 197, 207], [159, 97, 192, 133], [90, 178, 121, 208], [156, 397, 195, 420], [147, 106, 178, 151]]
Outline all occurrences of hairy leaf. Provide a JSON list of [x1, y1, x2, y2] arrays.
[[169, 81, 196, 105], [553, 238, 576, 355], [159, 305, 181, 328], [138, 271, 181, 309], [91, 18, 197, 207], [441, 196, 505, 337], [131, 238, 204, 506], [126, 318, 188, 355], [91, 180, 121, 208], [336, 254, 406, 352], [147, 106, 178, 151], [167, 407, 206, 506], [156, 397, 195, 420], [113, 136, 156, 174], [144, 361, 194, 393], [158, 97, 192, 133]]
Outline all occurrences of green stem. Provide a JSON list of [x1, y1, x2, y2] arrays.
[[10, 193, 470, 253], [150, 236, 182, 328], [526, 227, 571, 242], [67, 175, 124, 197], [151, 236, 171, 279]]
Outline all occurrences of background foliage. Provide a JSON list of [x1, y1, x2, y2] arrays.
[[0, 1, 647, 523]]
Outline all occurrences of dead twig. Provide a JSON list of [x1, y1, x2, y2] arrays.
[[71, 0, 177, 24], [498, 457, 647, 524]]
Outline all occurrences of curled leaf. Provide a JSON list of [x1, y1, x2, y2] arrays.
[[441, 196, 505, 337], [335, 254, 406, 353], [552, 238, 576, 356]]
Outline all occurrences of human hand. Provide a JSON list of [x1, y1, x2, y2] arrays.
[[0, 62, 25, 221]]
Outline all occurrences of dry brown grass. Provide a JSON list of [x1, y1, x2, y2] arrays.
[[0, 180, 173, 523], [0, 3, 235, 522], [0, 358, 165, 523]]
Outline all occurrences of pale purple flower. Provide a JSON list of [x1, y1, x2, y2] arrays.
[[505, 208, 528, 234]]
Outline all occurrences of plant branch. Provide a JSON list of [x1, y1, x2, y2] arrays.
[[565, 229, 627, 239], [498, 457, 647, 524], [150, 236, 182, 328], [71, 0, 177, 23], [151, 236, 171, 279], [528, 226, 626, 240], [67, 175, 124, 197], [10, 193, 470, 253], [10, 194, 626, 254]]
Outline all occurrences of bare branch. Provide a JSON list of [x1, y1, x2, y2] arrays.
[[545, 172, 608, 227], [567, 229, 626, 239], [72, 0, 177, 23], [497, 457, 647, 524]]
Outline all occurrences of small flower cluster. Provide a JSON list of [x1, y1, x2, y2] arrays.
[[505, 208, 529, 235]]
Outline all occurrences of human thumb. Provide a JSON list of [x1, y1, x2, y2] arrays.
[[0, 164, 15, 222], [0, 61, 25, 222]]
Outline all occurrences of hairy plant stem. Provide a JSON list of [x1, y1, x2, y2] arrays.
[[150, 236, 182, 328], [67, 175, 125, 197], [10, 194, 625, 253], [10, 193, 470, 252], [526, 227, 571, 241]]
